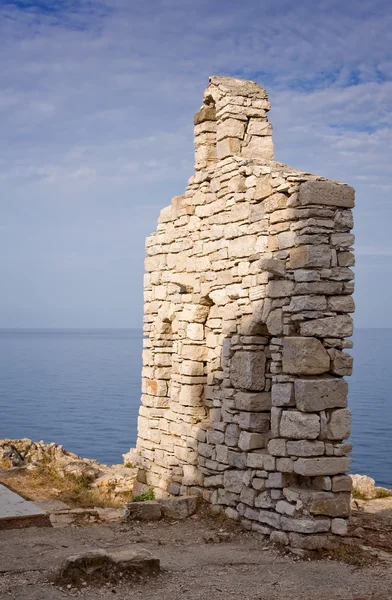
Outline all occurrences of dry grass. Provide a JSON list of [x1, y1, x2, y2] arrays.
[[0, 466, 132, 509]]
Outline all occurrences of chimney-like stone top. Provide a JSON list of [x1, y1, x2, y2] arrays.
[[207, 75, 269, 101], [194, 76, 274, 171]]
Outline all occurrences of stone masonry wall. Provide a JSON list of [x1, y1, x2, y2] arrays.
[[132, 76, 355, 550]]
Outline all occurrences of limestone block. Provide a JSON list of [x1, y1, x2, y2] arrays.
[[332, 475, 352, 492], [289, 245, 331, 269], [217, 137, 241, 159], [310, 493, 350, 517], [338, 251, 355, 267], [242, 135, 274, 160], [279, 411, 320, 440], [160, 496, 199, 519], [234, 391, 271, 411], [288, 295, 327, 312], [326, 409, 351, 440], [246, 452, 266, 469], [247, 119, 272, 136], [143, 379, 168, 397], [254, 176, 273, 201], [280, 517, 330, 533], [266, 280, 295, 298], [215, 445, 229, 464], [252, 478, 267, 491], [181, 345, 208, 361], [277, 231, 296, 249], [267, 438, 287, 457], [241, 486, 257, 506], [272, 383, 295, 407], [180, 360, 204, 377], [223, 470, 244, 494], [230, 350, 266, 390], [328, 349, 353, 376], [255, 491, 274, 509], [228, 450, 246, 469], [266, 308, 283, 335], [300, 315, 353, 338], [294, 378, 348, 412], [217, 118, 246, 140], [286, 440, 325, 457], [282, 337, 330, 375], [276, 500, 296, 516], [194, 106, 217, 125], [299, 180, 355, 208], [182, 465, 204, 486], [238, 431, 268, 451], [225, 424, 240, 447], [186, 323, 204, 341], [331, 518, 348, 535], [263, 193, 287, 214], [328, 295, 355, 313], [276, 458, 294, 472], [181, 304, 210, 323], [294, 457, 351, 476], [331, 233, 355, 249], [238, 412, 270, 433], [228, 235, 257, 258], [125, 501, 162, 521], [258, 257, 286, 277], [258, 509, 281, 528]]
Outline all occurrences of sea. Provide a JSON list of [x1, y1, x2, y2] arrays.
[[0, 328, 391, 488]]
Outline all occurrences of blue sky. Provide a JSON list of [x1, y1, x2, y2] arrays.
[[0, 0, 391, 328]]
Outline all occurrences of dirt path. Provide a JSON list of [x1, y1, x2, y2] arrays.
[[0, 515, 391, 600]]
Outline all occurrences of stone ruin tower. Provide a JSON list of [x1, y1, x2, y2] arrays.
[[133, 76, 355, 550]]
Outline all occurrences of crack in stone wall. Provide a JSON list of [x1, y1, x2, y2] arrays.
[[131, 76, 355, 550]]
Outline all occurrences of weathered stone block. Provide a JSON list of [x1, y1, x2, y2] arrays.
[[310, 493, 350, 517], [217, 118, 246, 140], [326, 409, 351, 440], [294, 457, 351, 476], [294, 378, 348, 412], [279, 411, 320, 440], [125, 502, 162, 521], [289, 245, 332, 269], [299, 315, 353, 338], [160, 496, 199, 519], [331, 518, 348, 535], [238, 431, 268, 451], [332, 475, 352, 493], [286, 440, 325, 457], [299, 180, 355, 208], [272, 383, 295, 407], [238, 412, 270, 433], [281, 517, 330, 533], [268, 438, 287, 457], [234, 391, 271, 412], [282, 337, 330, 375], [230, 351, 266, 390], [224, 470, 244, 494]]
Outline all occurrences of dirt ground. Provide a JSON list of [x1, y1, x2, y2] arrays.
[[1, 511, 392, 600]]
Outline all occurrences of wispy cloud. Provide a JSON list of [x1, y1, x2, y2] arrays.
[[0, 0, 391, 326]]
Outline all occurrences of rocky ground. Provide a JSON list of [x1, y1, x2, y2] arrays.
[[1, 507, 392, 600], [1, 439, 392, 599]]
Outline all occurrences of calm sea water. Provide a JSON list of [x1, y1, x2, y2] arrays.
[[0, 328, 391, 488]]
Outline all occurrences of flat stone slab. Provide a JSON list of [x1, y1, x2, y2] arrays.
[[54, 547, 160, 587], [0, 483, 51, 530]]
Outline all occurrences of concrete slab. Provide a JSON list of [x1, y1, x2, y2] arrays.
[[0, 483, 52, 530]]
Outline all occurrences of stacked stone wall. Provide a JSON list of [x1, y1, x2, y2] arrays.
[[133, 76, 355, 550]]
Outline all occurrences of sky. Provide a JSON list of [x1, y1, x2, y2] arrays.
[[0, 0, 391, 329]]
